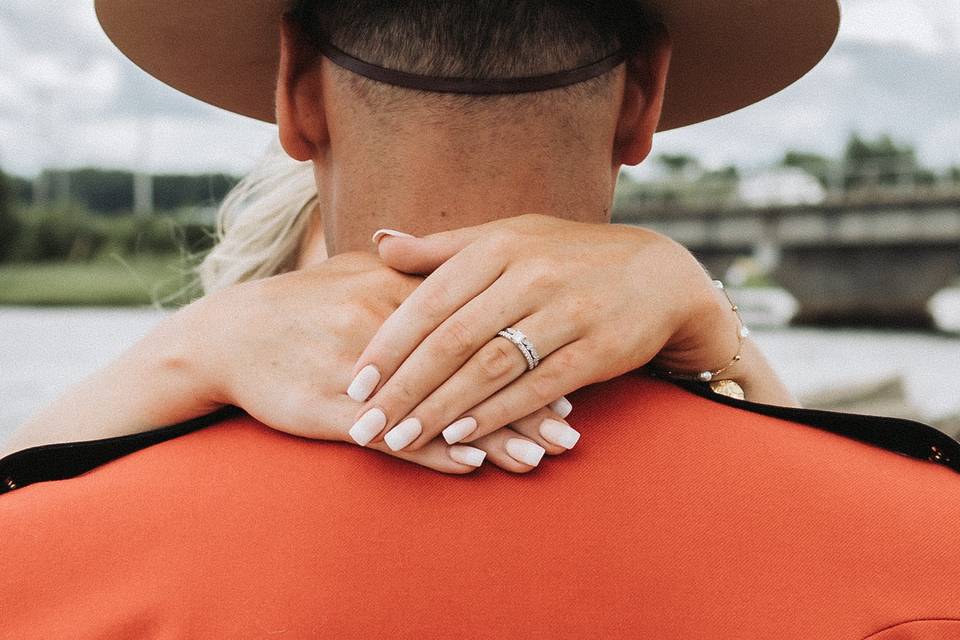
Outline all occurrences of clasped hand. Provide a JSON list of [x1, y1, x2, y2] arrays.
[[193, 214, 739, 474]]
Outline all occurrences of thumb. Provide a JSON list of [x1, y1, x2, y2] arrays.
[[373, 224, 488, 274]]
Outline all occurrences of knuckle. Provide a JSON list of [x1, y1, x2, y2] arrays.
[[550, 347, 579, 371], [329, 302, 376, 337], [529, 370, 559, 404], [434, 319, 477, 360], [378, 379, 419, 411], [519, 261, 559, 291], [488, 228, 521, 254], [417, 286, 452, 321], [477, 341, 521, 382]]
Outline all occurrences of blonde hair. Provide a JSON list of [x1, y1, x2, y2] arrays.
[[198, 140, 318, 293]]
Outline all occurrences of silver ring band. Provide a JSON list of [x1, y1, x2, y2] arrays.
[[496, 327, 541, 371]]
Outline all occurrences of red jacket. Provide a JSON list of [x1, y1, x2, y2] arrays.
[[2, 373, 959, 639]]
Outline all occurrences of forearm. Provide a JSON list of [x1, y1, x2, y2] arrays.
[[1, 303, 221, 458]]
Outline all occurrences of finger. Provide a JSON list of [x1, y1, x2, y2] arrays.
[[347, 236, 507, 397], [269, 394, 484, 474], [507, 405, 580, 455], [356, 278, 557, 446], [380, 310, 577, 451], [459, 340, 598, 444], [366, 437, 484, 475], [470, 427, 546, 473], [375, 221, 500, 275]]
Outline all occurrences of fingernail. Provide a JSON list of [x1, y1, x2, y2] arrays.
[[539, 419, 581, 450], [505, 438, 546, 467], [442, 416, 478, 444], [347, 364, 380, 402], [371, 228, 415, 245], [348, 407, 387, 446], [549, 396, 573, 418], [449, 445, 486, 467], [384, 417, 422, 451]]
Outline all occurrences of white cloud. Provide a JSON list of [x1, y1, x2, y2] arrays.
[[840, 0, 959, 54]]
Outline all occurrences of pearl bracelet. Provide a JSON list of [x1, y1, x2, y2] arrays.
[[656, 279, 750, 383]]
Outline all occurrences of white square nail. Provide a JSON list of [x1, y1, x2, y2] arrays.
[[348, 408, 387, 446], [449, 445, 486, 467], [539, 419, 580, 450], [371, 228, 415, 244], [441, 416, 478, 444], [384, 417, 422, 451], [505, 438, 546, 467], [347, 364, 381, 402], [548, 396, 573, 418]]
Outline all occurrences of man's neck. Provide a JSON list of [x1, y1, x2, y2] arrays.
[[305, 127, 619, 258]]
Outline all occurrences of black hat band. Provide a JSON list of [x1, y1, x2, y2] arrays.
[[315, 37, 632, 95]]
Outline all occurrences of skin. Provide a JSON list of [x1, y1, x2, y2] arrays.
[[1, 19, 796, 470]]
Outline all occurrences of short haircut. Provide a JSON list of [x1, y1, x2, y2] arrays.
[[289, 0, 647, 108]]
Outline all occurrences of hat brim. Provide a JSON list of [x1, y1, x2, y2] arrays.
[[94, 0, 840, 132]]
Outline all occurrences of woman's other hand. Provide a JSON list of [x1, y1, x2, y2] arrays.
[[182, 251, 552, 473], [347, 213, 759, 452]]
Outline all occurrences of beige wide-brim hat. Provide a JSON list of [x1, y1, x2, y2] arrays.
[[94, 0, 840, 132]]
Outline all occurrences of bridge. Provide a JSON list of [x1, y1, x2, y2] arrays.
[[615, 195, 960, 327]]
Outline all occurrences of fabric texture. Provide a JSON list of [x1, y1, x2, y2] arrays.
[[2, 372, 959, 639]]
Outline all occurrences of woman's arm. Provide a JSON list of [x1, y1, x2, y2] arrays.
[[1, 253, 548, 474], [1, 304, 214, 459]]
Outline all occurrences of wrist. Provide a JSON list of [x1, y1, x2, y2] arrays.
[[654, 275, 743, 378], [146, 296, 229, 411]]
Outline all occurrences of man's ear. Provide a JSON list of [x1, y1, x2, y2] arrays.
[[276, 16, 328, 162], [613, 24, 672, 166]]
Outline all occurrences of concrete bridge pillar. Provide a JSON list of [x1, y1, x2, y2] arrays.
[[774, 242, 960, 328]]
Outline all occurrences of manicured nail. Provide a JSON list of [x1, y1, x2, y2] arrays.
[[371, 228, 415, 245], [347, 364, 380, 402], [539, 419, 581, 450], [449, 445, 486, 467], [442, 416, 478, 444], [348, 407, 387, 446], [384, 417, 422, 451], [505, 438, 546, 467], [549, 396, 573, 418]]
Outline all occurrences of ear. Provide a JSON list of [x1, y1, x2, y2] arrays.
[[613, 24, 672, 166], [276, 16, 329, 162]]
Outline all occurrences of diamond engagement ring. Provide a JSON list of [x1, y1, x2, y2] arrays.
[[496, 327, 541, 371]]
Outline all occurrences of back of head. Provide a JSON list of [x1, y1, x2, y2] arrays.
[[202, 1, 658, 287], [292, 0, 643, 107]]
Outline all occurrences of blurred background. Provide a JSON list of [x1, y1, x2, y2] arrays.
[[0, 1, 958, 439]]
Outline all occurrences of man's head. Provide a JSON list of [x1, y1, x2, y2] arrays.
[[275, 0, 671, 250]]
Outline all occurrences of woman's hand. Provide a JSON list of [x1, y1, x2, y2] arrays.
[[183, 251, 565, 473], [346, 214, 793, 454], [4, 252, 557, 474]]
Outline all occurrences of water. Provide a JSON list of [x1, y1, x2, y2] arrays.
[[0, 303, 958, 441]]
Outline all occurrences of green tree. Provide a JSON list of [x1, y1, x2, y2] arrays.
[[842, 133, 917, 187], [152, 173, 238, 210], [657, 153, 700, 177], [0, 167, 22, 261], [781, 150, 831, 186]]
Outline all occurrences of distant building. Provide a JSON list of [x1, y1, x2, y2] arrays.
[[737, 167, 826, 207]]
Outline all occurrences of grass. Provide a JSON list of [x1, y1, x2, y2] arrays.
[[0, 255, 199, 307]]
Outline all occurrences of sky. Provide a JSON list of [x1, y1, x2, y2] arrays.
[[0, 0, 958, 178]]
